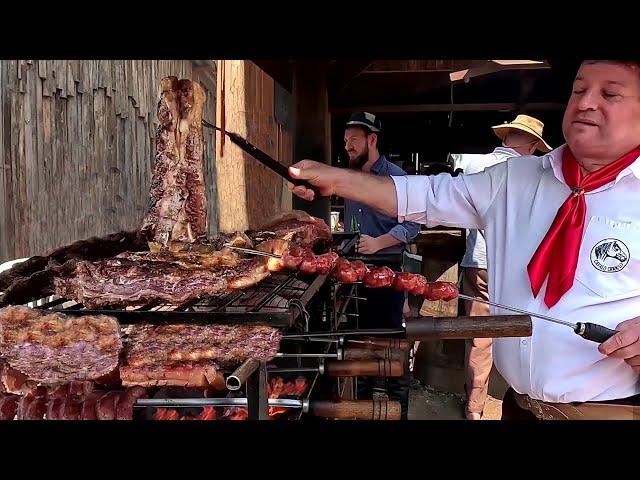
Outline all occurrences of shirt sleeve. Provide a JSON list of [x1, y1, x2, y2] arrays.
[[387, 221, 420, 244], [391, 165, 507, 229]]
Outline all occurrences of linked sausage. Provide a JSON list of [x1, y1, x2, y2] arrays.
[[351, 260, 369, 281], [393, 272, 419, 292], [299, 256, 318, 275], [281, 247, 311, 270], [423, 281, 458, 301], [332, 259, 359, 283], [315, 252, 339, 275], [0, 395, 19, 420], [363, 266, 396, 288], [410, 275, 428, 296], [116, 386, 148, 420]]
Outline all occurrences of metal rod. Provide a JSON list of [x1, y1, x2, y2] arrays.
[[276, 353, 339, 358], [458, 294, 576, 328], [267, 368, 321, 374], [49, 308, 293, 326], [251, 272, 298, 312], [284, 329, 405, 339], [135, 398, 306, 409], [224, 245, 281, 258], [226, 359, 260, 391]]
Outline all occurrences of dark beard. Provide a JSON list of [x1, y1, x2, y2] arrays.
[[348, 146, 369, 170]]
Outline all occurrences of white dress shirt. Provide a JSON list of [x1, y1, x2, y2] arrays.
[[391, 144, 640, 403], [459, 147, 520, 269]]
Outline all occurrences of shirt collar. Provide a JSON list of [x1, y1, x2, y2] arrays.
[[492, 146, 520, 157], [370, 155, 386, 174], [543, 143, 640, 184]]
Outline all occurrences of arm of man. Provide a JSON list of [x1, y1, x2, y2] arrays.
[[357, 233, 402, 254], [289, 160, 505, 229], [358, 221, 421, 254]]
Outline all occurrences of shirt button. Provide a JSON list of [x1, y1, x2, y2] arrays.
[[358, 209, 362, 213], [521, 340, 527, 345]]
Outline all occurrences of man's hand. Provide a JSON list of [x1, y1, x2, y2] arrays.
[[287, 160, 343, 201], [357, 235, 382, 254], [598, 317, 640, 374]]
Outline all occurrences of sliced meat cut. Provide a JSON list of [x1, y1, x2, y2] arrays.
[[0, 306, 121, 384], [141, 77, 208, 250]]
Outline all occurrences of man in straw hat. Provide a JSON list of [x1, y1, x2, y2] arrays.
[[288, 60, 640, 419], [461, 115, 551, 420]]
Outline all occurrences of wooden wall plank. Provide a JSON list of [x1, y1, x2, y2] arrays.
[[0, 62, 7, 261], [0, 60, 226, 262]]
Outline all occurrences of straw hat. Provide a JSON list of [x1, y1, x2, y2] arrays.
[[492, 114, 552, 153]]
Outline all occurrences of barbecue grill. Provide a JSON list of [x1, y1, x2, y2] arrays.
[[0, 231, 532, 421], [1, 233, 410, 420]]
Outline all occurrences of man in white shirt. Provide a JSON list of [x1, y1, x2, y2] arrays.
[[460, 115, 553, 420], [288, 60, 640, 419]]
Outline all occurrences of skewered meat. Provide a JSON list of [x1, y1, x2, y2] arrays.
[[0, 230, 147, 293], [351, 260, 369, 281], [119, 363, 226, 389], [120, 323, 281, 388], [0, 306, 121, 385], [299, 255, 318, 275], [142, 77, 208, 250], [423, 281, 459, 301], [122, 323, 282, 369], [53, 256, 270, 309], [281, 246, 313, 270], [0, 394, 20, 420], [116, 386, 148, 420], [0, 394, 19, 420], [95, 391, 122, 421], [79, 391, 103, 420], [299, 252, 339, 276], [1, 360, 37, 395], [332, 259, 359, 283], [253, 210, 332, 248], [410, 275, 428, 296], [393, 273, 420, 292], [115, 248, 240, 268], [314, 252, 339, 275], [363, 267, 396, 288]]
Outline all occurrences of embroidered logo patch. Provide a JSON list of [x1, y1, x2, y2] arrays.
[[590, 239, 630, 273]]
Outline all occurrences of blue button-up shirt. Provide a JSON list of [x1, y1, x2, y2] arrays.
[[344, 156, 421, 254]]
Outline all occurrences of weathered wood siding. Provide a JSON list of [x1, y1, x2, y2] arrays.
[[0, 60, 217, 263]]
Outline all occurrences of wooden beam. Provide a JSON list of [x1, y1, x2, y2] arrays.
[[331, 102, 566, 114], [328, 60, 374, 95], [252, 60, 292, 91], [450, 60, 550, 83], [292, 61, 331, 224], [365, 60, 485, 73]]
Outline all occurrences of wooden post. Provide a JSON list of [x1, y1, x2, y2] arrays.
[[412, 229, 468, 394], [215, 61, 294, 232], [291, 61, 331, 224]]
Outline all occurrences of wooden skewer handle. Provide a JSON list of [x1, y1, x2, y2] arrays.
[[309, 399, 401, 420]]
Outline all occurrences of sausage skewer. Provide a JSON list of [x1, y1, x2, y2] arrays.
[[225, 245, 459, 302]]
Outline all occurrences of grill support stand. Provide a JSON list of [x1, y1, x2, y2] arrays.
[[247, 362, 269, 420]]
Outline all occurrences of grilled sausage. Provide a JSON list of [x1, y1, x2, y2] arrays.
[[423, 281, 458, 301], [332, 259, 359, 283], [393, 272, 420, 292], [314, 252, 339, 275], [363, 267, 396, 288], [351, 260, 369, 281]]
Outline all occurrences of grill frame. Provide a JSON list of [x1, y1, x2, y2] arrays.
[[0, 232, 405, 421]]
